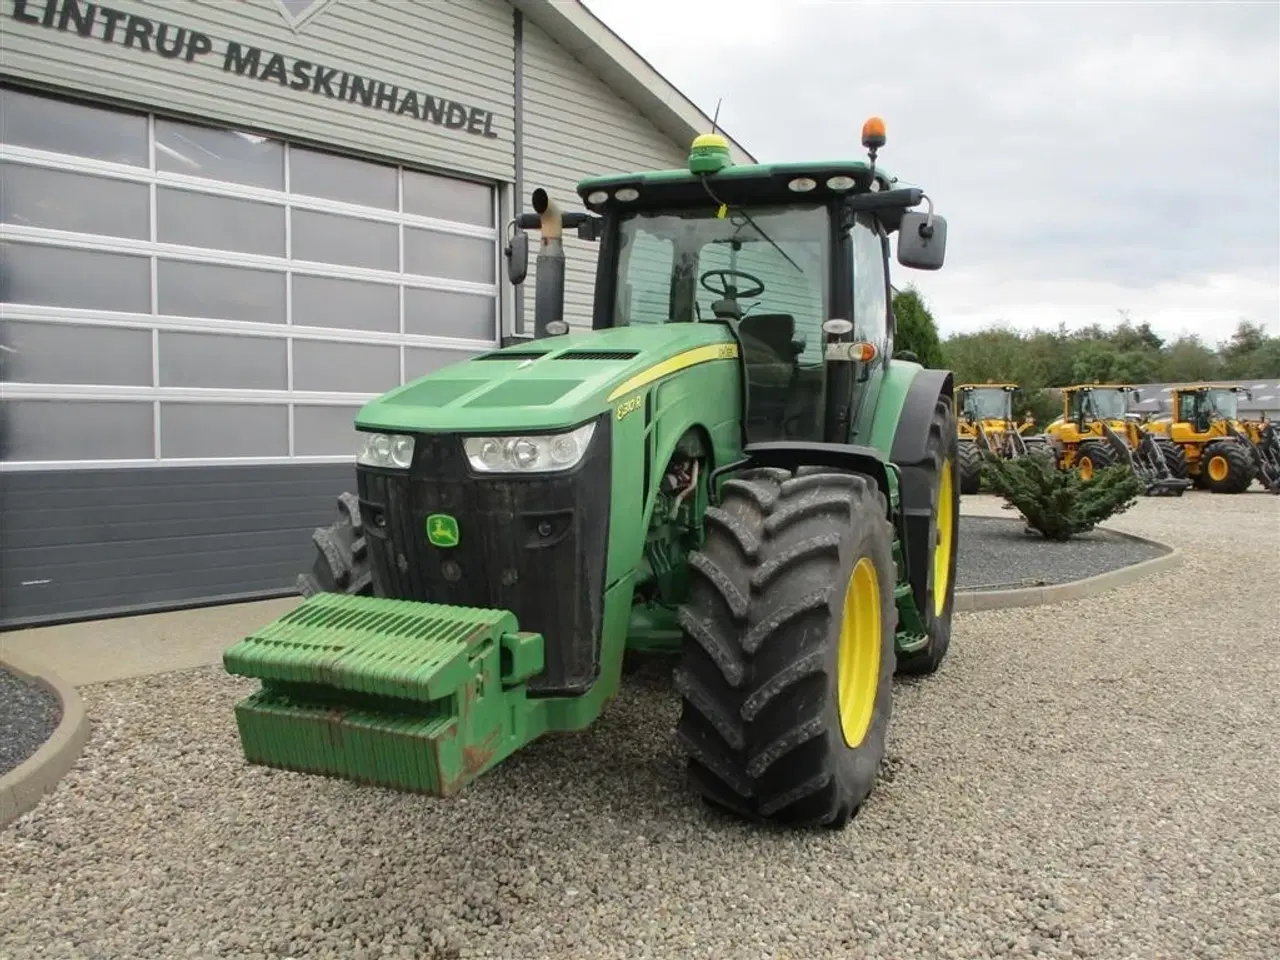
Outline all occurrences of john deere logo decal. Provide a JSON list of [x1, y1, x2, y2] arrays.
[[426, 514, 460, 548]]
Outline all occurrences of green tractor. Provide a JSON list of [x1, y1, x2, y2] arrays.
[[223, 118, 959, 828]]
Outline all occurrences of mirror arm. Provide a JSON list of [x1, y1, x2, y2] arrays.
[[915, 193, 936, 239]]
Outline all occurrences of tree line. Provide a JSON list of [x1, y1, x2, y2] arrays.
[[891, 286, 1280, 424]]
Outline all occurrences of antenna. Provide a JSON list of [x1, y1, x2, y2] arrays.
[[711, 98, 722, 134]]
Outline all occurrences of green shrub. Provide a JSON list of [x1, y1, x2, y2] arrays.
[[981, 451, 1145, 541]]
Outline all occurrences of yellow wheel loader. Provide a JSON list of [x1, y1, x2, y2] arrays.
[[955, 383, 1046, 493], [1043, 385, 1191, 496], [1145, 385, 1279, 494]]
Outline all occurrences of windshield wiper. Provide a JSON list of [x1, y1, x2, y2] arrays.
[[700, 178, 803, 275]]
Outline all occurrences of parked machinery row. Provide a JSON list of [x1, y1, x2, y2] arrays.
[[956, 381, 1280, 496]]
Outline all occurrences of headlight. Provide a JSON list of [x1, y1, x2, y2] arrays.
[[357, 432, 415, 469], [463, 422, 596, 474]]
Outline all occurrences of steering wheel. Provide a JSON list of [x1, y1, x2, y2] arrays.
[[700, 269, 765, 300]]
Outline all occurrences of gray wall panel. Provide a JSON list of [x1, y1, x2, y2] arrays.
[[6, 400, 153, 461], [158, 331, 288, 390], [156, 260, 287, 325], [160, 403, 289, 458], [293, 340, 398, 394], [156, 187, 287, 257], [294, 405, 362, 456], [291, 275, 398, 333], [0, 243, 151, 312], [0, 463, 358, 628], [0, 162, 150, 239], [0, 320, 153, 386]]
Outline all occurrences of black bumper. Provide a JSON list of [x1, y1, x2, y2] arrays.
[[356, 415, 611, 696]]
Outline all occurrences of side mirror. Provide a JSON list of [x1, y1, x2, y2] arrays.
[[505, 230, 529, 285], [897, 211, 947, 271]]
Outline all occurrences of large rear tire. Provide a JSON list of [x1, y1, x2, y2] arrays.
[[674, 467, 897, 828], [957, 439, 982, 494], [1201, 440, 1255, 494], [297, 491, 374, 597], [896, 396, 959, 677]]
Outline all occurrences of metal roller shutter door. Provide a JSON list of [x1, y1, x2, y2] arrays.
[[0, 83, 501, 627]]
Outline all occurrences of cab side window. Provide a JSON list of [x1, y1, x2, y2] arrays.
[[850, 215, 887, 355], [616, 229, 674, 325], [1177, 394, 1196, 422]]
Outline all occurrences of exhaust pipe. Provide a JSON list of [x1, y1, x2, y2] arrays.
[[531, 188, 567, 338]]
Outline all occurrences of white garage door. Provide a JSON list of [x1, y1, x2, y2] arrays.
[[0, 83, 501, 468]]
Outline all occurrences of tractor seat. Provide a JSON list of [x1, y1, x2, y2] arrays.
[[738, 313, 802, 370], [738, 313, 806, 443]]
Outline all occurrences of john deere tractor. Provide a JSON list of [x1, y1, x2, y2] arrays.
[[222, 120, 960, 829], [1145, 384, 1279, 494], [955, 382, 1044, 493], [1043, 384, 1190, 496]]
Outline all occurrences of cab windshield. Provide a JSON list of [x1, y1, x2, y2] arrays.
[[610, 202, 832, 442], [1075, 389, 1128, 421], [961, 388, 1012, 421], [611, 203, 831, 367], [1205, 388, 1239, 419]]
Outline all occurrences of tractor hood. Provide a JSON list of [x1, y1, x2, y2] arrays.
[[356, 324, 739, 434]]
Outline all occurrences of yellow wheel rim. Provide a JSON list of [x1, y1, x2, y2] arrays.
[[933, 458, 954, 618], [1207, 455, 1229, 482], [837, 557, 882, 748], [1078, 456, 1094, 481]]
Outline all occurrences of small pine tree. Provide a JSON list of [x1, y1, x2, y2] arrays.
[[980, 452, 1145, 541]]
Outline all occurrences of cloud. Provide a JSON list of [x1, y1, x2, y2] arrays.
[[581, 0, 1280, 341]]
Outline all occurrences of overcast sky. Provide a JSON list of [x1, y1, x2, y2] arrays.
[[582, 0, 1280, 345]]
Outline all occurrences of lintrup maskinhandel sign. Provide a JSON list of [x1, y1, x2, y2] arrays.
[[8, 0, 502, 140]]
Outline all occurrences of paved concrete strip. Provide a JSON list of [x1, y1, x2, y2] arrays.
[[956, 534, 1182, 612], [0, 596, 300, 688], [0, 650, 91, 829]]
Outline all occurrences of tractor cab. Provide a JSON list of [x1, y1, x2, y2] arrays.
[[1063, 384, 1133, 427], [506, 119, 947, 448], [1174, 384, 1246, 431]]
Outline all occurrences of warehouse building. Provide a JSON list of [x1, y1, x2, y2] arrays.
[[1128, 380, 1280, 421], [0, 0, 753, 627]]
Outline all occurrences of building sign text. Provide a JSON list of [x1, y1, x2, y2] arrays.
[[9, 0, 501, 140]]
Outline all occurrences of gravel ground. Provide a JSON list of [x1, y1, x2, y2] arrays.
[[0, 665, 61, 775], [955, 515, 1170, 591], [2, 492, 1278, 960]]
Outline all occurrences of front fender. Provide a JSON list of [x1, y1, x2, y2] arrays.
[[876, 365, 955, 617]]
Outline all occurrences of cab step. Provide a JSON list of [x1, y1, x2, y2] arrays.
[[223, 592, 545, 796]]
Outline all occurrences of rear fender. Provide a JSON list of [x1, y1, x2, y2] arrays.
[[886, 368, 955, 616]]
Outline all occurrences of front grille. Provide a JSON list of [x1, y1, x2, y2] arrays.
[[356, 415, 612, 696]]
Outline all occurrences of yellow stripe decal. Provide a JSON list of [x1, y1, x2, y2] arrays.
[[606, 343, 739, 403]]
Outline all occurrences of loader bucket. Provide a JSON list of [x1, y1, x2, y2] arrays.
[[1100, 419, 1191, 497], [223, 593, 548, 796]]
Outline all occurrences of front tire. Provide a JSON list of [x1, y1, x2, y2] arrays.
[[674, 467, 897, 828], [1075, 440, 1116, 481], [1154, 439, 1188, 479]]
